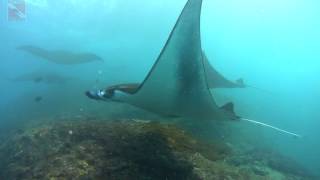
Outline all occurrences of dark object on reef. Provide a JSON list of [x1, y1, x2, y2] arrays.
[[17, 45, 103, 65]]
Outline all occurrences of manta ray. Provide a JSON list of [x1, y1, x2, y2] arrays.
[[8, 71, 72, 84], [86, 0, 301, 137], [203, 53, 245, 88], [17, 45, 103, 65]]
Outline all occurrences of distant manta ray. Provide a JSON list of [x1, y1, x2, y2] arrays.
[[8, 71, 73, 84], [17, 45, 103, 65], [86, 0, 301, 138]]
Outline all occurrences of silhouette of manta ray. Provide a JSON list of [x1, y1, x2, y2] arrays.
[[8, 71, 72, 84], [86, 0, 301, 138], [17, 45, 103, 65]]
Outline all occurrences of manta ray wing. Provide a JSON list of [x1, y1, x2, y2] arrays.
[[122, 52, 246, 89], [203, 52, 245, 88], [112, 0, 224, 119]]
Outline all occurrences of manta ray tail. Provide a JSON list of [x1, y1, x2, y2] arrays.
[[220, 102, 301, 138], [240, 118, 302, 138]]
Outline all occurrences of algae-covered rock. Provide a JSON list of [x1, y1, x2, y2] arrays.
[[0, 119, 316, 180], [247, 148, 316, 179], [0, 119, 230, 180], [224, 148, 316, 180]]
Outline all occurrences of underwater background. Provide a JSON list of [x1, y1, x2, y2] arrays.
[[0, 0, 319, 179]]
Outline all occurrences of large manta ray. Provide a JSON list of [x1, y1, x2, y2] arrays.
[[87, 0, 237, 120], [17, 45, 103, 65], [86, 0, 301, 137]]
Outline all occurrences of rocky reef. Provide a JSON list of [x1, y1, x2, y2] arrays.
[[0, 118, 315, 180]]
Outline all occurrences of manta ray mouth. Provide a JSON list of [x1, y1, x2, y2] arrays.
[[85, 90, 109, 101]]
